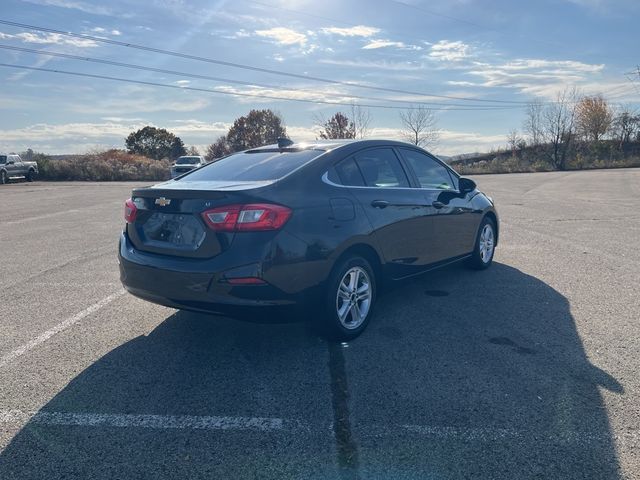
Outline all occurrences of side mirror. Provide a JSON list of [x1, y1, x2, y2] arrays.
[[7, 160, 14, 165], [459, 177, 476, 194]]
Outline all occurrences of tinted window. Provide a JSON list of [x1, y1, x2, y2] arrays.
[[176, 156, 201, 165], [0, 155, 6, 164], [354, 148, 409, 188], [180, 150, 322, 182], [332, 158, 365, 186], [400, 148, 456, 190]]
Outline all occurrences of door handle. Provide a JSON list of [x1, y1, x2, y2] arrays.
[[432, 201, 445, 209], [371, 200, 390, 209]]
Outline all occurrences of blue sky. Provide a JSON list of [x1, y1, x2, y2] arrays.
[[1, 0, 639, 155]]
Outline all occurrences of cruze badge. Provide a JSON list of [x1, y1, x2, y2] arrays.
[[155, 197, 171, 206]]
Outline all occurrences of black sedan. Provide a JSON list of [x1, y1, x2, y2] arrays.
[[119, 139, 498, 339]]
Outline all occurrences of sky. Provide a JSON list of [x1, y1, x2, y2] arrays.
[[0, 0, 639, 156]]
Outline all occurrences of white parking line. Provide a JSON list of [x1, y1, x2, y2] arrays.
[[1, 410, 637, 445], [0, 289, 125, 368], [2, 209, 80, 226], [0, 410, 283, 432]]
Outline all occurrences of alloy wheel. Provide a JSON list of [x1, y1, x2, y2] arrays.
[[479, 224, 495, 264], [335, 266, 372, 330]]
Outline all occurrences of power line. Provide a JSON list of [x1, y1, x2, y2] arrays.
[[0, 63, 524, 111], [0, 44, 522, 109], [0, 19, 531, 105]]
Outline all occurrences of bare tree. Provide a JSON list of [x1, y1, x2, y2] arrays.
[[575, 95, 613, 142], [612, 107, 640, 145], [350, 104, 372, 139], [541, 88, 578, 170], [506, 129, 525, 155], [523, 100, 544, 146], [399, 106, 440, 148]]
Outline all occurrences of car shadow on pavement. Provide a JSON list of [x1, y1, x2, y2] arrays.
[[0, 262, 624, 479]]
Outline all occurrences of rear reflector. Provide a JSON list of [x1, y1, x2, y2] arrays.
[[226, 277, 267, 285], [124, 198, 137, 223], [202, 203, 291, 232]]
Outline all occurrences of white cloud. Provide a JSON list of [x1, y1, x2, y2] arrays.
[[495, 59, 604, 73], [5, 31, 99, 48], [429, 40, 470, 62], [213, 84, 358, 105], [88, 27, 121, 36], [20, 0, 115, 16], [321, 25, 380, 37], [462, 58, 608, 98], [174, 80, 191, 86], [362, 39, 407, 50], [70, 94, 211, 115], [319, 58, 425, 71], [101, 116, 145, 122], [0, 120, 231, 154], [0, 119, 518, 158], [255, 27, 307, 46]]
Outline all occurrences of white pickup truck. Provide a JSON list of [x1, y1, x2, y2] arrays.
[[0, 154, 38, 184]]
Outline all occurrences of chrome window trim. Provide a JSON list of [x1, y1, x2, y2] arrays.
[[321, 171, 461, 194]]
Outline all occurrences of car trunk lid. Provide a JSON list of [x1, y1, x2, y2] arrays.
[[127, 180, 273, 258]]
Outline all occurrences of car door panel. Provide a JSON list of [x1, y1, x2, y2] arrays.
[[398, 147, 478, 261], [333, 148, 439, 279]]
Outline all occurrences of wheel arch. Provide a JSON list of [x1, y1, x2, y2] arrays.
[[484, 210, 499, 245], [332, 242, 383, 283]]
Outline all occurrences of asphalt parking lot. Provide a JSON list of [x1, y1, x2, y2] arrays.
[[1, 169, 639, 479]]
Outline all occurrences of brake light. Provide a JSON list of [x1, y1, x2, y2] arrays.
[[124, 198, 137, 223], [201, 203, 291, 232]]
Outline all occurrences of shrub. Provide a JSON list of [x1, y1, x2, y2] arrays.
[[35, 150, 170, 181]]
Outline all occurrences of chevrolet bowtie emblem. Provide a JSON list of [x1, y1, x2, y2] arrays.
[[155, 197, 171, 206]]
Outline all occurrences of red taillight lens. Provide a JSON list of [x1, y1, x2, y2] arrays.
[[201, 204, 291, 232], [124, 198, 137, 223]]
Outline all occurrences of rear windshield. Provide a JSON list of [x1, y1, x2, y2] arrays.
[[176, 157, 201, 165], [179, 149, 323, 182], [0, 155, 6, 164]]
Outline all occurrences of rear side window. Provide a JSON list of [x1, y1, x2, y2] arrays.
[[400, 148, 456, 190], [330, 158, 365, 186], [180, 150, 322, 182], [354, 148, 409, 188]]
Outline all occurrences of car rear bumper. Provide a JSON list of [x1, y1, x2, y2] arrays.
[[118, 232, 320, 314]]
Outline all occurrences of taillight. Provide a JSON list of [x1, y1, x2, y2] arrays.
[[201, 203, 291, 232], [124, 198, 137, 223]]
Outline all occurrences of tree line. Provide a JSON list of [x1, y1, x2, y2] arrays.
[[122, 92, 639, 173], [512, 89, 640, 170], [122, 105, 440, 162]]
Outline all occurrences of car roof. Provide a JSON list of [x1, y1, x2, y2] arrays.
[[248, 138, 423, 153]]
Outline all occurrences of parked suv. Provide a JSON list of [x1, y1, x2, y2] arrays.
[[0, 154, 38, 184], [170, 156, 206, 178]]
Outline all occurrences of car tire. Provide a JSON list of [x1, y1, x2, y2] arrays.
[[26, 169, 35, 182], [465, 216, 496, 270], [321, 256, 376, 341], [0, 171, 7, 185]]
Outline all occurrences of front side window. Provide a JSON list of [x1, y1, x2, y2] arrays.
[[353, 148, 410, 188], [400, 148, 456, 190]]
